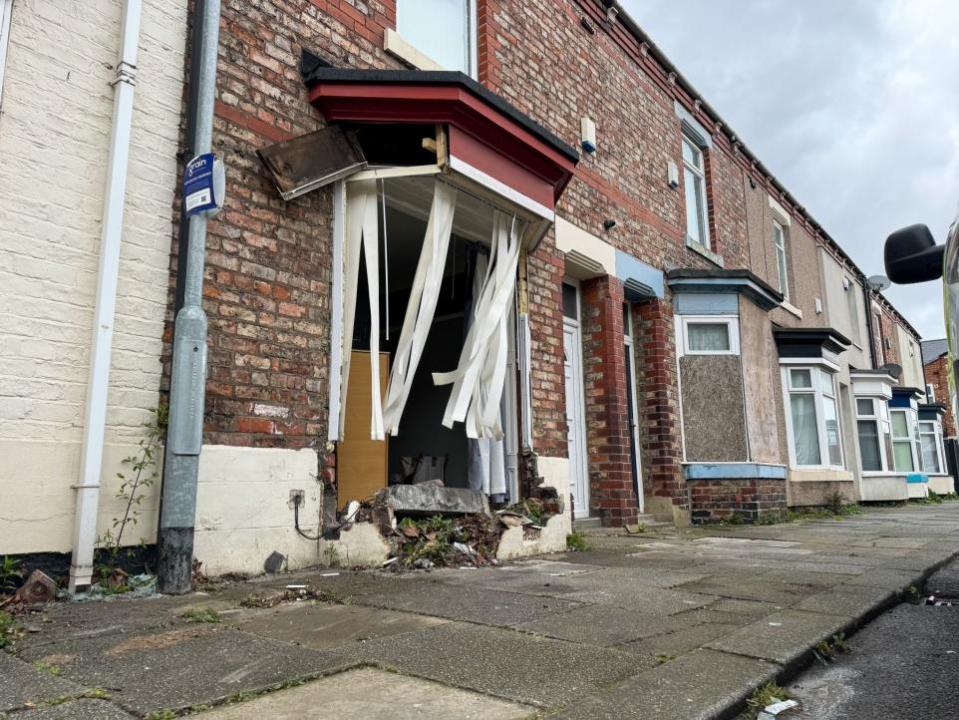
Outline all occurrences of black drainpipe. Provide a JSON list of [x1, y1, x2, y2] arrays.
[[174, 0, 206, 315]]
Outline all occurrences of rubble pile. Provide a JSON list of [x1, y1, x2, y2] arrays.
[[333, 480, 559, 570]]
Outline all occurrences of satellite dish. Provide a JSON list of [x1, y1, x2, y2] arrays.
[[879, 363, 903, 379], [868, 275, 891, 292]]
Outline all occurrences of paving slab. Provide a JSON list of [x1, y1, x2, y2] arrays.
[[548, 648, 778, 719], [0, 653, 86, 712], [675, 576, 824, 606], [617, 622, 742, 659], [8, 699, 135, 719], [514, 605, 686, 646], [793, 584, 897, 619], [16, 628, 355, 716], [705, 609, 848, 666], [197, 667, 531, 720], [236, 603, 449, 650], [561, 582, 716, 614], [348, 578, 584, 626], [337, 621, 654, 707], [842, 567, 922, 590]]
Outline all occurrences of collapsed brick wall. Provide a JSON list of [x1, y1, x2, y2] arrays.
[[688, 478, 786, 523]]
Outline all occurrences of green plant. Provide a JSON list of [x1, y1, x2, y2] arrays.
[[746, 682, 793, 717], [566, 531, 589, 552], [146, 710, 178, 720], [34, 660, 61, 676], [82, 688, 112, 700], [180, 607, 221, 624], [0, 555, 23, 593], [97, 405, 168, 564], [0, 611, 18, 649], [815, 632, 851, 663]]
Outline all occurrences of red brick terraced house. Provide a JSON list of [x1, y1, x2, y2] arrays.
[[1, 0, 952, 581]]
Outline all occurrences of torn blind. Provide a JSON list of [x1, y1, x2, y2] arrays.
[[340, 179, 385, 440], [434, 212, 522, 439], [382, 181, 458, 435]]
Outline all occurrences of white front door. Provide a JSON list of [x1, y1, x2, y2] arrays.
[[564, 318, 589, 518]]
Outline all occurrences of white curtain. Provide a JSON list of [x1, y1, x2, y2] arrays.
[[381, 181, 458, 436], [434, 212, 521, 439], [790, 393, 821, 465], [465, 252, 508, 495], [340, 180, 384, 440]]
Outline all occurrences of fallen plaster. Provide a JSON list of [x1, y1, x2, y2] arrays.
[[319, 521, 391, 567], [497, 509, 571, 561]]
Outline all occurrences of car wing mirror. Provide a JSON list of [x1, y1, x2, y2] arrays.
[[884, 224, 943, 284]]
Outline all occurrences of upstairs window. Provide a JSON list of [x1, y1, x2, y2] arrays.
[[784, 366, 843, 468], [682, 134, 710, 250], [397, 0, 476, 75], [773, 220, 789, 300]]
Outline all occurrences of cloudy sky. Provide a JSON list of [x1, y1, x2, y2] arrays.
[[621, 0, 959, 339]]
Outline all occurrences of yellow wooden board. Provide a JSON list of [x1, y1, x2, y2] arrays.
[[338, 350, 389, 507]]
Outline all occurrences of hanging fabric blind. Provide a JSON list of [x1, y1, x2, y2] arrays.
[[381, 181, 458, 435], [340, 180, 385, 440], [434, 212, 522, 439]]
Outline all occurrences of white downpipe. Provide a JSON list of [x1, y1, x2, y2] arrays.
[[69, 0, 142, 592]]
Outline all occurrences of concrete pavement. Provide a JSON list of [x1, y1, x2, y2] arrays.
[[3, 503, 959, 719]]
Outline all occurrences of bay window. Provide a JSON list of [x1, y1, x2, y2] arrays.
[[680, 316, 739, 355], [783, 366, 843, 468], [919, 420, 945, 474], [890, 409, 920, 472], [855, 397, 892, 472]]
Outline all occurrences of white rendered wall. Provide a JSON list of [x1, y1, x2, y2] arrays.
[[0, 0, 188, 554]]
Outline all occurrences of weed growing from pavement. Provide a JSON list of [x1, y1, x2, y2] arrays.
[[566, 531, 589, 552], [94, 405, 167, 590], [814, 632, 851, 664], [33, 660, 61, 676], [180, 607, 221, 624], [0, 611, 18, 649], [745, 682, 793, 717], [753, 503, 864, 526]]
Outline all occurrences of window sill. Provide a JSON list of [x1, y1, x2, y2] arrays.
[[384, 29, 444, 71], [685, 236, 724, 268], [780, 300, 803, 319]]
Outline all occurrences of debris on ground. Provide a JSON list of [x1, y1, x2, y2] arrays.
[[12, 570, 57, 604], [758, 698, 799, 719]]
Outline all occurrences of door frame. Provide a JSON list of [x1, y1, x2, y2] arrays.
[[562, 280, 590, 518], [623, 304, 645, 513]]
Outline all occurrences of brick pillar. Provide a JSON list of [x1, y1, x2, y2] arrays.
[[581, 276, 638, 526], [635, 296, 688, 516]]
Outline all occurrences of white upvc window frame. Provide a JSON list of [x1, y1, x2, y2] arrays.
[[782, 365, 845, 470], [926, 383, 936, 403], [0, 0, 13, 109], [394, 0, 478, 78], [890, 407, 921, 473], [919, 418, 946, 474], [681, 133, 711, 250], [678, 315, 739, 356], [855, 396, 892, 474], [772, 219, 789, 300]]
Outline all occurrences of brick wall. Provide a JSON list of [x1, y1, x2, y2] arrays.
[[166, 0, 406, 452], [634, 297, 687, 515], [580, 276, 638, 525], [689, 478, 786, 523], [925, 355, 956, 436]]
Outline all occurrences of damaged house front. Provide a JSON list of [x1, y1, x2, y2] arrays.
[[254, 68, 582, 568], [0, 0, 950, 588]]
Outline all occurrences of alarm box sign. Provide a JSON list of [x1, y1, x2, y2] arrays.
[[183, 153, 224, 217]]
